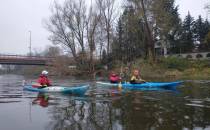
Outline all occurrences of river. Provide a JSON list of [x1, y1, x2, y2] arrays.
[[0, 74, 210, 130]]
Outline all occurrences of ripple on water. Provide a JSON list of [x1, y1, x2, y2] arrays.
[[185, 98, 210, 108], [2, 75, 210, 130], [185, 103, 210, 108], [0, 75, 25, 104]]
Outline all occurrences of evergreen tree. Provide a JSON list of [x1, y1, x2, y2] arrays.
[[180, 12, 195, 53], [204, 31, 210, 50], [194, 16, 210, 51], [112, 6, 146, 63]]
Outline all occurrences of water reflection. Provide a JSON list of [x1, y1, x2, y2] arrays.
[[32, 93, 49, 107], [1, 75, 210, 130], [45, 90, 210, 130], [47, 97, 123, 130]]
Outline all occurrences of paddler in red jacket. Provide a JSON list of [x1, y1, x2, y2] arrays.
[[37, 70, 52, 88], [109, 72, 121, 83]]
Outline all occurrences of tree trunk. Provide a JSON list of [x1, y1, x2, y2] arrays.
[[140, 0, 155, 62], [107, 23, 110, 54]]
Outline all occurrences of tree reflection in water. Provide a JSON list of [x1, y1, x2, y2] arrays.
[[45, 84, 210, 130], [46, 98, 121, 130]]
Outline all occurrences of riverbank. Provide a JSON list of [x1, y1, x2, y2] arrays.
[[110, 57, 210, 81], [2, 57, 210, 80]]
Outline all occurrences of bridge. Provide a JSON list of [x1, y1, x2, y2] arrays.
[[0, 55, 54, 65], [165, 52, 210, 60]]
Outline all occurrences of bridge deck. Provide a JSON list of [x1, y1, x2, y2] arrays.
[[0, 55, 54, 65]]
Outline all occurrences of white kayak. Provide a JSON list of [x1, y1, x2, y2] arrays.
[[23, 85, 89, 95]]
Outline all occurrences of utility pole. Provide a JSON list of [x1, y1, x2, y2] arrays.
[[29, 31, 32, 56]]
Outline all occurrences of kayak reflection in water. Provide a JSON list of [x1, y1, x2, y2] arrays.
[[37, 70, 52, 88], [32, 93, 49, 107]]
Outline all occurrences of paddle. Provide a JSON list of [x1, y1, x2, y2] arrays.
[[139, 79, 153, 87], [140, 79, 147, 83], [118, 66, 123, 90], [31, 82, 49, 88], [22, 80, 41, 87], [22, 80, 26, 86], [118, 81, 122, 90]]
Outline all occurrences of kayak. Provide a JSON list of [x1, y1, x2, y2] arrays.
[[23, 85, 89, 95], [96, 81, 183, 90]]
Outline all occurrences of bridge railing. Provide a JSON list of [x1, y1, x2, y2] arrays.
[[165, 52, 210, 60], [0, 54, 54, 61]]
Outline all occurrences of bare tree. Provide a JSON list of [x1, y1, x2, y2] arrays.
[[96, 0, 117, 54], [98, 25, 106, 60], [45, 0, 87, 63], [87, 1, 101, 73], [44, 45, 61, 57], [63, 0, 87, 53]]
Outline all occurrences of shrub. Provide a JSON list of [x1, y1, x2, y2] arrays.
[[160, 57, 190, 71], [191, 60, 210, 69]]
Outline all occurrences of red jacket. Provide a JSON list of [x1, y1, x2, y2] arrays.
[[37, 75, 52, 86], [109, 74, 120, 83]]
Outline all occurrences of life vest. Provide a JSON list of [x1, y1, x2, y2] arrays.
[[109, 74, 120, 83], [130, 75, 141, 84], [37, 74, 51, 87]]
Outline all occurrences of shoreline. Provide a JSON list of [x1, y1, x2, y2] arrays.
[[1, 58, 210, 81]]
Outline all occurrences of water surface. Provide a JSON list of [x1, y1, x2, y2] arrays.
[[0, 75, 210, 130]]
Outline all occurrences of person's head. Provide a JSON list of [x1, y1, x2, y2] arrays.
[[133, 69, 139, 76], [110, 71, 117, 77], [124, 67, 129, 72], [41, 70, 48, 76]]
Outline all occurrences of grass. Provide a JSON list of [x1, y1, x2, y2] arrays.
[[111, 57, 210, 80]]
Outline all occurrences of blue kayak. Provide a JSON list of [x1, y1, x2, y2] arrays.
[[23, 85, 89, 95], [96, 81, 183, 90]]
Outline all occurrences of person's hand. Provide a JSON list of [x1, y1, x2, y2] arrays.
[[140, 79, 146, 83], [42, 85, 47, 88]]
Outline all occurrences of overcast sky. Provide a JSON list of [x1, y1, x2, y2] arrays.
[[0, 0, 209, 55]]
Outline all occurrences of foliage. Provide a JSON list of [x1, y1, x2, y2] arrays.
[[179, 12, 195, 53], [160, 57, 190, 71], [112, 7, 145, 63], [45, 0, 210, 75], [159, 57, 210, 72], [153, 0, 181, 55], [194, 16, 210, 51]]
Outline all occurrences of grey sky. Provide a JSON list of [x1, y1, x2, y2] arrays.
[[176, 0, 209, 19], [0, 0, 54, 55], [0, 0, 209, 55]]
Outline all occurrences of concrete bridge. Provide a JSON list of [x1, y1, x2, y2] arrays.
[[0, 55, 54, 65], [165, 52, 210, 60]]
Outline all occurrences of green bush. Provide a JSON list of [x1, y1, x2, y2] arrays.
[[191, 60, 210, 70], [160, 57, 190, 71]]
